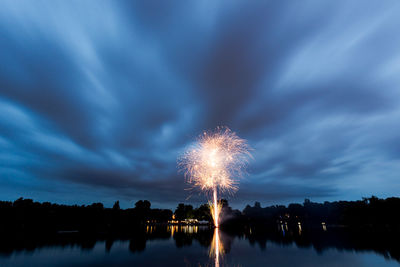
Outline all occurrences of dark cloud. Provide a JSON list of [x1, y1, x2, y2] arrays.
[[0, 0, 400, 208]]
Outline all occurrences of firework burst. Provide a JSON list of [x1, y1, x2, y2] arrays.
[[179, 127, 251, 227]]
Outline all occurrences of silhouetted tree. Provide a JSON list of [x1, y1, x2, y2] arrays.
[[135, 200, 151, 210], [113, 201, 120, 210], [193, 204, 212, 221], [174, 204, 194, 220]]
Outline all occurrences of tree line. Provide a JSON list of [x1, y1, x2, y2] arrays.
[[0, 196, 399, 235], [238, 196, 400, 230]]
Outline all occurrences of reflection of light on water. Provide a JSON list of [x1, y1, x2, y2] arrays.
[[167, 225, 199, 237], [167, 225, 178, 236], [146, 225, 155, 234], [298, 222, 302, 235], [210, 228, 224, 267], [322, 222, 327, 231], [280, 224, 285, 236], [182, 225, 198, 234], [167, 225, 223, 266]]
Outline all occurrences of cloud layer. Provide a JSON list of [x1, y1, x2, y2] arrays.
[[1, 0, 400, 208]]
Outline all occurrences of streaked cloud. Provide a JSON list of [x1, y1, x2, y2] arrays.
[[0, 0, 400, 208]]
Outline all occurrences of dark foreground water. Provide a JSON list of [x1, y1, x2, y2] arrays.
[[0, 225, 399, 267]]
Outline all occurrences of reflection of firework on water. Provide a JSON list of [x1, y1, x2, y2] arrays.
[[209, 228, 223, 267], [179, 127, 251, 227]]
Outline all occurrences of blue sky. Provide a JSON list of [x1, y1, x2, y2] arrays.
[[1, 1, 400, 209]]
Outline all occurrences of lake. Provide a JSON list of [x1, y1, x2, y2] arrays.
[[0, 224, 399, 267]]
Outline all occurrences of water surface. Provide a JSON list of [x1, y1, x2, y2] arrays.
[[0, 225, 399, 267]]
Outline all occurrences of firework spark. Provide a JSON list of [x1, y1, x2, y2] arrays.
[[179, 127, 251, 227]]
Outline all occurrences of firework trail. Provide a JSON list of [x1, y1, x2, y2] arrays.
[[179, 127, 251, 227]]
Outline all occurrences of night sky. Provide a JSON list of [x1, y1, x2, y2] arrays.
[[1, 1, 400, 209]]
